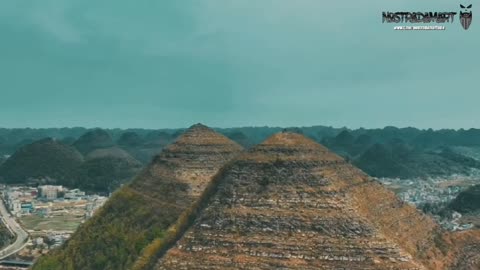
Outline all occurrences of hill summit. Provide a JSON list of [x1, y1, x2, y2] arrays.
[[72, 128, 114, 155], [155, 132, 479, 270], [33, 124, 243, 270], [0, 138, 83, 185]]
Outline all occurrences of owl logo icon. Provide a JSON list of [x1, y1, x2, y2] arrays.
[[460, 4, 472, 30]]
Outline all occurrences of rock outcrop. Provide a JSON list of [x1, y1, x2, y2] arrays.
[[155, 132, 477, 270], [32, 124, 243, 270], [447, 230, 480, 270]]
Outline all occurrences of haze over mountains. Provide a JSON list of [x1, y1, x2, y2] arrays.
[[0, 128, 178, 192], [29, 124, 480, 270], [1, 126, 480, 190]]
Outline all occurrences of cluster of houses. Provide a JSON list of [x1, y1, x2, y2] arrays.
[[397, 183, 462, 206], [438, 211, 475, 232], [0, 184, 109, 261], [32, 232, 70, 250], [0, 185, 106, 219], [378, 177, 477, 231]]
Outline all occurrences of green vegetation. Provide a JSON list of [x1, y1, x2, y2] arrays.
[[77, 157, 140, 192], [130, 203, 196, 270], [449, 184, 480, 214], [77, 147, 143, 193], [131, 162, 234, 270], [117, 132, 143, 147], [3, 126, 480, 182], [33, 185, 183, 270], [72, 129, 115, 155], [0, 138, 83, 186], [0, 221, 14, 249], [19, 215, 82, 232], [0, 139, 143, 193], [353, 142, 480, 179]]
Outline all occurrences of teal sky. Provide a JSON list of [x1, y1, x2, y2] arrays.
[[0, 1, 478, 129]]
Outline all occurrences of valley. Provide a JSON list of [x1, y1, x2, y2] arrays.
[[378, 171, 480, 231], [2, 1, 478, 268]]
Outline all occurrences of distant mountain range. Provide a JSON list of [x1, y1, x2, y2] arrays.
[[2, 126, 480, 155], [72, 129, 116, 155], [0, 134, 144, 192], [352, 141, 480, 179], [1, 126, 480, 192]]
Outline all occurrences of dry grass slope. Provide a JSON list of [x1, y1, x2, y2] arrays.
[[32, 124, 243, 270], [153, 132, 479, 270]]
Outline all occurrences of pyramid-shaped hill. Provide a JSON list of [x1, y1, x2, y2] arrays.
[[0, 138, 83, 185], [72, 128, 115, 155], [32, 124, 243, 270], [155, 132, 474, 270], [76, 147, 144, 192], [130, 123, 244, 199]]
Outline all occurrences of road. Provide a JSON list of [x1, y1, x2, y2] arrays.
[[0, 198, 29, 260]]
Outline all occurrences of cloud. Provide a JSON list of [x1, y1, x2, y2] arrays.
[[0, 0, 478, 128], [0, 1, 83, 43], [30, 7, 83, 43]]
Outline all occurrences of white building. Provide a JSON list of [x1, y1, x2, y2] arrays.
[[64, 189, 85, 200], [38, 185, 64, 200], [10, 200, 21, 213]]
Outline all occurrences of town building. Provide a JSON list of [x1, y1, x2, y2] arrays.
[[38, 185, 64, 201]]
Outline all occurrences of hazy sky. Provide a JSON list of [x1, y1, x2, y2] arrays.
[[0, 0, 478, 129]]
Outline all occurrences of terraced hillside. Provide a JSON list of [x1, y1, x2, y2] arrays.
[[155, 132, 479, 270], [32, 124, 243, 270]]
